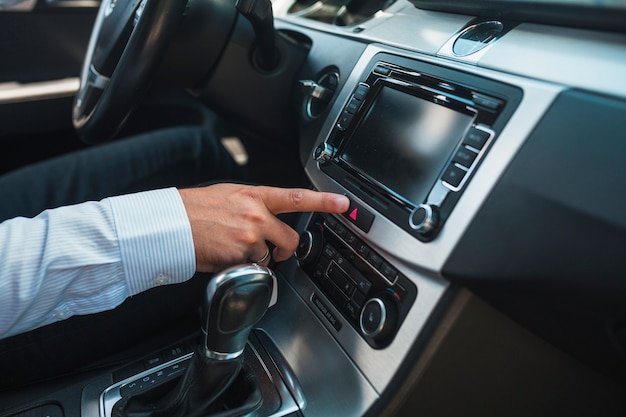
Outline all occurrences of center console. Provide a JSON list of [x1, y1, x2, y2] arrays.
[[285, 53, 522, 367], [266, 44, 530, 413]]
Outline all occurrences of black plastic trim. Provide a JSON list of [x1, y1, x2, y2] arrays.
[[442, 88, 626, 383]]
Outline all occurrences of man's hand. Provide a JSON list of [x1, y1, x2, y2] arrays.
[[179, 184, 350, 272]]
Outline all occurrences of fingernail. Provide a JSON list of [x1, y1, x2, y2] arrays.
[[335, 194, 350, 211]]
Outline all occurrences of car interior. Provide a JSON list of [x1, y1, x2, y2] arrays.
[[1, 0, 626, 415]]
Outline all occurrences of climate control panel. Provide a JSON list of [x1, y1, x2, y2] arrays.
[[296, 213, 417, 348]]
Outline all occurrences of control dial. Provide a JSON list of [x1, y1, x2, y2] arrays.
[[409, 203, 439, 237], [295, 227, 324, 265], [359, 292, 398, 345]]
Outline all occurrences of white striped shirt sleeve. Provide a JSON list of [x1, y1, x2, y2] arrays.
[[0, 187, 196, 339]]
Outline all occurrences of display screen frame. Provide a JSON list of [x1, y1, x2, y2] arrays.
[[336, 78, 478, 208]]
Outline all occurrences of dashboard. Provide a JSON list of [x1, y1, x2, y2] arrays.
[[263, 0, 626, 414], [1, 0, 626, 415]]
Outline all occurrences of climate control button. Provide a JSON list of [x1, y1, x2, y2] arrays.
[[359, 293, 398, 345]]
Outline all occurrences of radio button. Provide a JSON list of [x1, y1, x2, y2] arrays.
[[373, 64, 391, 76], [472, 93, 502, 110], [452, 146, 478, 168], [353, 83, 370, 101], [346, 96, 362, 114], [463, 127, 491, 150], [442, 163, 467, 188], [337, 111, 353, 131]]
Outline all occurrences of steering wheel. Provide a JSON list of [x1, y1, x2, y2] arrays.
[[72, 0, 189, 144]]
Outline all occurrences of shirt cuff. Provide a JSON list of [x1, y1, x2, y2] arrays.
[[108, 188, 196, 296]]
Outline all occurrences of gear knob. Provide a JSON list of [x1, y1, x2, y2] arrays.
[[202, 264, 277, 360]]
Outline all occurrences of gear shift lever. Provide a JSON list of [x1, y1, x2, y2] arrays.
[[202, 263, 276, 360], [115, 264, 276, 417]]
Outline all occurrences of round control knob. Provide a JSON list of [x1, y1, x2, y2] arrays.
[[409, 204, 439, 237], [359, 293, 398, 345], [295, 229, 324, 265], [313, 143, 335, 164]]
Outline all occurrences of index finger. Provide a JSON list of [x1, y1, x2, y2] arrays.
[[259, 187, 350, 215]]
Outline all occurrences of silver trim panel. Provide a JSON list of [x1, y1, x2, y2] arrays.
[[0, 78, 79, 104], [259, 270, 380, 416], [275, 0, 626, 99], [0, 0, 36, 11], [45, 0, 100, 7]]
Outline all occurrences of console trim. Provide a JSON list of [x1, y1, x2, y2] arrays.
[[99, 353, 193, 417], [97, 339, 301, 417]]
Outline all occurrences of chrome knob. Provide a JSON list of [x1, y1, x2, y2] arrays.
[[295, 228, 324, 265], [409, 204, 439, 237]]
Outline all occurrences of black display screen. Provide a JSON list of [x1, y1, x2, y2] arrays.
[[340, 85, 475, 205]]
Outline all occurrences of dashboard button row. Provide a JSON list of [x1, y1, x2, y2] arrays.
[[337, 83, 370, 131], [442, 126, 493, 190], [324, 215, 398, 285], [299, 213, 418, 348]]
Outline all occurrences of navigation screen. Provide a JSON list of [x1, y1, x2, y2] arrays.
[[340, 85, 475, 205]]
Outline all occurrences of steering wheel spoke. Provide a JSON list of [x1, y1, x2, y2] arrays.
[[72, 0, 189, 143], [73, 64, 109, 123]]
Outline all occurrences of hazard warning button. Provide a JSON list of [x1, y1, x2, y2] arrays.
[[342, 200, 374, 233]]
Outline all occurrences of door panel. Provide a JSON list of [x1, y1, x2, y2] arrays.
[[0, 0, 97, 172]]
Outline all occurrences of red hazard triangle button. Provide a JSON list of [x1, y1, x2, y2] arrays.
[[349, 207, 358, 221], [342, 200, 374, 232]]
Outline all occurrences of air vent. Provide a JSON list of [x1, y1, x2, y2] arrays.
[[452, 20, 504, 56]]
